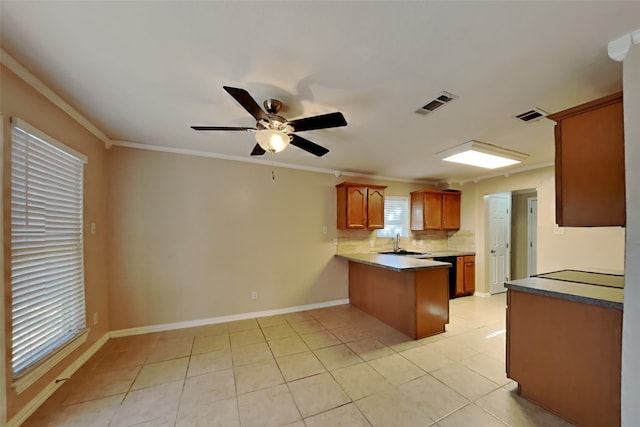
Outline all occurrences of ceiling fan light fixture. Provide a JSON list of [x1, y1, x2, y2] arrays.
[[437, 140, 528, 169], [255, 129, 290, 153]]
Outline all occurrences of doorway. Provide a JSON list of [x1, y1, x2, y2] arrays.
[[486, 192, 512, 294], [509, 189, 538, 280]]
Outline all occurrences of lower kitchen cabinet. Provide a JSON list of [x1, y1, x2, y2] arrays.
[[455, 255, 475, 297], [506, 289, 622, 427]]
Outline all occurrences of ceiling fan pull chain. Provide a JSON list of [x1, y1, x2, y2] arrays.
[[270, 152, 276, 180]]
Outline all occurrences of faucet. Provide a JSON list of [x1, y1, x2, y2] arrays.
[[394, 233, 400, 252]]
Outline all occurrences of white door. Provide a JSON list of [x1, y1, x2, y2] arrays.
[[527, 197, 538, 277], [488, 193, 511, 294]]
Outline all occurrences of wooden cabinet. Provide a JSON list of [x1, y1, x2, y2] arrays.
[[548, 92, 625, 227], [410, 190, 461, 231], [336, 182, 387, 230], [455, 255, 475, 296], [507, 289, 622, 427]]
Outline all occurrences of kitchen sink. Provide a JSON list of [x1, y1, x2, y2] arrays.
[[378, 250, 432, 256]]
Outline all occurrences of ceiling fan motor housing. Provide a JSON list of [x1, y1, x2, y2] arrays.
[[263, 98, 283, 114]]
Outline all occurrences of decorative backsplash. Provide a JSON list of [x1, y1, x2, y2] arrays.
[[335, 229, 475, 255]]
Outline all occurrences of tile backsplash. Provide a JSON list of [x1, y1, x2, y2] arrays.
[[336, 229, 475, 255]]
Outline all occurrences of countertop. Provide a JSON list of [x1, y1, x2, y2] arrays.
[[505, 270, 624, 310], [335, 253, 452, 272], [425, 251, 475, 258]]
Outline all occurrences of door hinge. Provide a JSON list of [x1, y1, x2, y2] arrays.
[[506, 243, 509, 248]]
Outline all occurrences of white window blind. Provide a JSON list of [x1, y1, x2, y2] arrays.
[[377, 196, 410, 238], [10, 119, 87, 379]]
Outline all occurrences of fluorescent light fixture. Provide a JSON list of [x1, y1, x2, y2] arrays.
[[437, 140, 528, 169], [255, 129, 290, 153]]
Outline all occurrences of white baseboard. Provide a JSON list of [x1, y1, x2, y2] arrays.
[[110, 298, 350, 338], [473, 291, 492, 297], [7, 332, 110, 427]]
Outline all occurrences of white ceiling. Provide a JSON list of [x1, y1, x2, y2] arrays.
[[2, 1, 639, 182]]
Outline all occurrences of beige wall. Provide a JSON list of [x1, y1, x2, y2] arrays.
[[106, 147, 353, 330], [1, 66, 110, 419], [461, 166, 625, 294]]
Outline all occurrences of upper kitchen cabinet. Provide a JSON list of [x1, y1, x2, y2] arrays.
[[548, 92, 625, 227], [336, 182, 387, 230], [410, 190, 461, 231]]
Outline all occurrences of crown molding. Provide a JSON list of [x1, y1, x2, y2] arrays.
[[452, 161, 554, 185], [110, 140, 439, 184], [608, 28, 640, 62], [0, 49, 113, 148]]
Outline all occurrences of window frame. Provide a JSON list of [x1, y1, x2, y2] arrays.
[[377, 195, 410, 238]]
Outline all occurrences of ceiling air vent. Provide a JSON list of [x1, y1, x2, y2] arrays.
[[514, 107, 548, 122], [415, 91, 459, 115]]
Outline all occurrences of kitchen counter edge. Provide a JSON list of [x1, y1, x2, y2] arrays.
[[505, 277, 623, 310], [335, 253, 452, 272]]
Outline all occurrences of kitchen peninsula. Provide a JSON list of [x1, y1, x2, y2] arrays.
[[336, 253, 451, 339], [505, 270, 623, 427]]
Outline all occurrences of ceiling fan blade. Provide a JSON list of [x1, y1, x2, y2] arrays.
[[191, 126, 255, 131], [290, 134, 330, 157], [250, 143, 266, 156], [288, 112, 347, 132], [223, 86, 268, 121]]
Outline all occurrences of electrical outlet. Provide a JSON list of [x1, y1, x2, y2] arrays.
[[251, 291, 258, 300], [322, 226, 328, 234], [333, 238, 338, 246], [90, 223, 96, 234], [93, 312, 99, 325]]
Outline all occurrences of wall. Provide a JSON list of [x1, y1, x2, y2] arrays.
[[107, 147, 352, 330], [460, 166, 625, 294], [1, 66, 110, 420], [622, 41, 640, 427]]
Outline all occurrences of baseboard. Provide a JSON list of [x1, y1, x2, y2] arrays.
[[474, 291, 492, 297], [110, 298, 350, 338], [7, 333, 110, 427]]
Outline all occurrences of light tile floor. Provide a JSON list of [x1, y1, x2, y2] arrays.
[[23, 293, 574, 426]]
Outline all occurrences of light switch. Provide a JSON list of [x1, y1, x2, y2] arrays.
[[90, 223, 96, 234]]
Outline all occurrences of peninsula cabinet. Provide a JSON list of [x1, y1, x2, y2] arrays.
[[410, 190, 461, 231], [548, 92, 625, 227], [336, 182, 387, 230]]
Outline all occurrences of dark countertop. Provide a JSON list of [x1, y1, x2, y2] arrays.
[[335, 253, 452, 272], [505, 270, 624, 310], [426, 251, 475, 258]]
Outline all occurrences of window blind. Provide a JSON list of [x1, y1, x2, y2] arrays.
[[10, 119, 87, 378], [377, 196, 410, 238]]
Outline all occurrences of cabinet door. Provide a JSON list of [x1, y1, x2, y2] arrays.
[[346, 186, 368, 229], [463, 259, 475, 294], [551, 93, 625, 226], [367, 188, 385, 229], [442, 193, 461, 230], [424, 192, 443, 229]]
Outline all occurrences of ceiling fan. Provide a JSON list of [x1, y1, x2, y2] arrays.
[[191, 86, 347, 157]]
